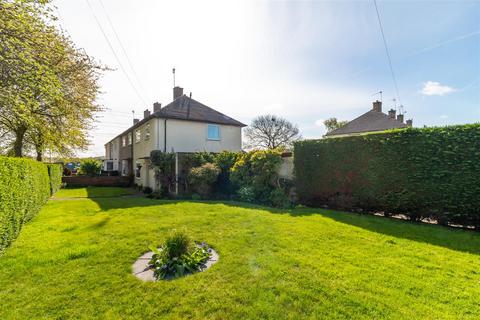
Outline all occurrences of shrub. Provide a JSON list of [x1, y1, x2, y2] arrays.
[[294, 124, 480, 228], [231, 149, 283, 204], [0, 157, 50, 254], [188, 163, 221, 197], [237, 186, 255, 202], [142, 186, 153, 194], [148, 230, 211, 279], [46, 163, 63, 194], [78, 158, 101, 176], [269, 188, 291, 208]]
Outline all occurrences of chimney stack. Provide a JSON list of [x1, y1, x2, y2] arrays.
[[133, 118, 140, 125], [153, 102, 162, 113], [144, 109, 151, 119], [388, 109, 396, 119], [406, 119, 413, 127], [397, 114, 404, 123], [173, 86, 183, 100], [372, 100, 382, 112]]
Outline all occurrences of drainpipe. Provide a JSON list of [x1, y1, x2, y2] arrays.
[[164, 119, 167, 153]]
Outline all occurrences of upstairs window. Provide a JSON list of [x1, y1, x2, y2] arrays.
[[207, 124, 220, 140], [128, 133, 132, 145], [135, 129, 141, 143], [145, 123, 151, 140], [122, 136, 126, 147]]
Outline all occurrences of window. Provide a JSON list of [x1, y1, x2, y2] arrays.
[[122, 136, 126, 147], [106, 161, 113, 171], [207, 124, 220, 140], [128, 133, 132, 145], [145, 123, 151, 140], [135, 129, 141, 143]]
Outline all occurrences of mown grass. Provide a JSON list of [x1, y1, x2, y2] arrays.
[[52, 186, 135, 198], [1, 187, 479, 319]]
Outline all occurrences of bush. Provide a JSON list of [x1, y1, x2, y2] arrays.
[[150, 151, 176, 196], [188, 163, 220, 198], [0, 157, 50, 254], [231, 149, 283, 204], [148, 230, 211, 279], [47, 163, 63, 194], [294, 124, 480, 228], [237, 186, 255, 202], [269, 188, 291, 208], [78, 158, 101, 176]]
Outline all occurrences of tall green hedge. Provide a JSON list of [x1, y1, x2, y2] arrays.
[[47, 163, 63, 194], [0, 157, 51, 253], [294, 124, 480, 228]]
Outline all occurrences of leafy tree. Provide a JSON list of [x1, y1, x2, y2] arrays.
[[323, 118, 348, 133], [244, 115, 301, 149], [0, 0, 104, 159]]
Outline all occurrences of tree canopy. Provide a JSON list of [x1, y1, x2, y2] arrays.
[[323, 118, 348, 133], [244, 114, 301, 150], [0, 0, 104, 159]]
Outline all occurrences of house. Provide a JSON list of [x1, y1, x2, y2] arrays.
[[104, 86, 246, 191], [325, 100, 412, 138]]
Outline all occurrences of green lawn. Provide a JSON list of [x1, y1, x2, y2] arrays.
[[1, 188, 479, 319], [52, 186, 135, 198]]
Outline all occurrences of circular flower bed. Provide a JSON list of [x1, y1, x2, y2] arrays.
[[132, 230, 218, 281]]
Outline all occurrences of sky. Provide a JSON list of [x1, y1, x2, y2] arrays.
[[54, 0, 480, 157]]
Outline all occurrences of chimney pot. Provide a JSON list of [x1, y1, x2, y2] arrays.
[[173, 86, 183, 100], [397, 114, 404, 123], [388, 109, 396, 119], [153, 102, 162, 113], [372, 100, 382, 112], [133, 118, 140, 125], [143, 109, 151, 119], [406, 119, 413, 127]]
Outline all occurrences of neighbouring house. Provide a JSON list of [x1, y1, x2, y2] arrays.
[[325, 100, 413, 138], [104, 86, 246, 191]]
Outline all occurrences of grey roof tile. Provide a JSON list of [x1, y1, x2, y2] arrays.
[[326, 110, 407, 136]]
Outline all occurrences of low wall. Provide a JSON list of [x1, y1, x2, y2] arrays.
[[62, 176, 132, 187]]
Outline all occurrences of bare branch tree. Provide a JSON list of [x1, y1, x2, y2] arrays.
[[244, 114, 301, 150]]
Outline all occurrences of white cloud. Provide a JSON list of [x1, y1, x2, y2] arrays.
[[440, 115, 448, 119], [420, 81, 456, 96], [315, 119, 325, 127]]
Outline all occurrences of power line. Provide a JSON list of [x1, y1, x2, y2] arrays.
[[373, 0, 402, 107], [85, 0, 148, 107], [97, 0, 150, 101]]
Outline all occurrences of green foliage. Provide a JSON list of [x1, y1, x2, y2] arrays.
[[269, 188, 291, 208], [237, 186, 255, 202], [78, 159, 101, 177], [231, 149, 283, 204], [294, 124, 480, 227], [150, 150, 176, 196], [0, 156, 50, 253], [188, 163, 221, 198], [148, 230, 211, 279], [0, 0, 104, 158], [46, 163, 62, 194]]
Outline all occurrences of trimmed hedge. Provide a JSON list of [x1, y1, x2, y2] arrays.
[[47, 163, 63, 194], [294, 124, 480, 228], [0, 157, 51, 253]]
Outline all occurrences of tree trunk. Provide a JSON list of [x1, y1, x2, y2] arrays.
[[13, 127, 27, 157], [36, 150, 43, 161]]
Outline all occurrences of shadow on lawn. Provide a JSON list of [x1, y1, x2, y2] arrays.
[[86, 191, 480, 256]]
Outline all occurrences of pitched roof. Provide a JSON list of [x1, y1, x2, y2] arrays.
[[106, 94, 245, 144], [325, 109, 407, 136], [156, 95, 246, 127]]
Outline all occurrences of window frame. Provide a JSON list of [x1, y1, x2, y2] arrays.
[[122, 136, 126, 147], [207, 124, 221, 141], [135, 129, 141, 143], [127, 132, 132, 145], [145, 123, 151, 141]]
